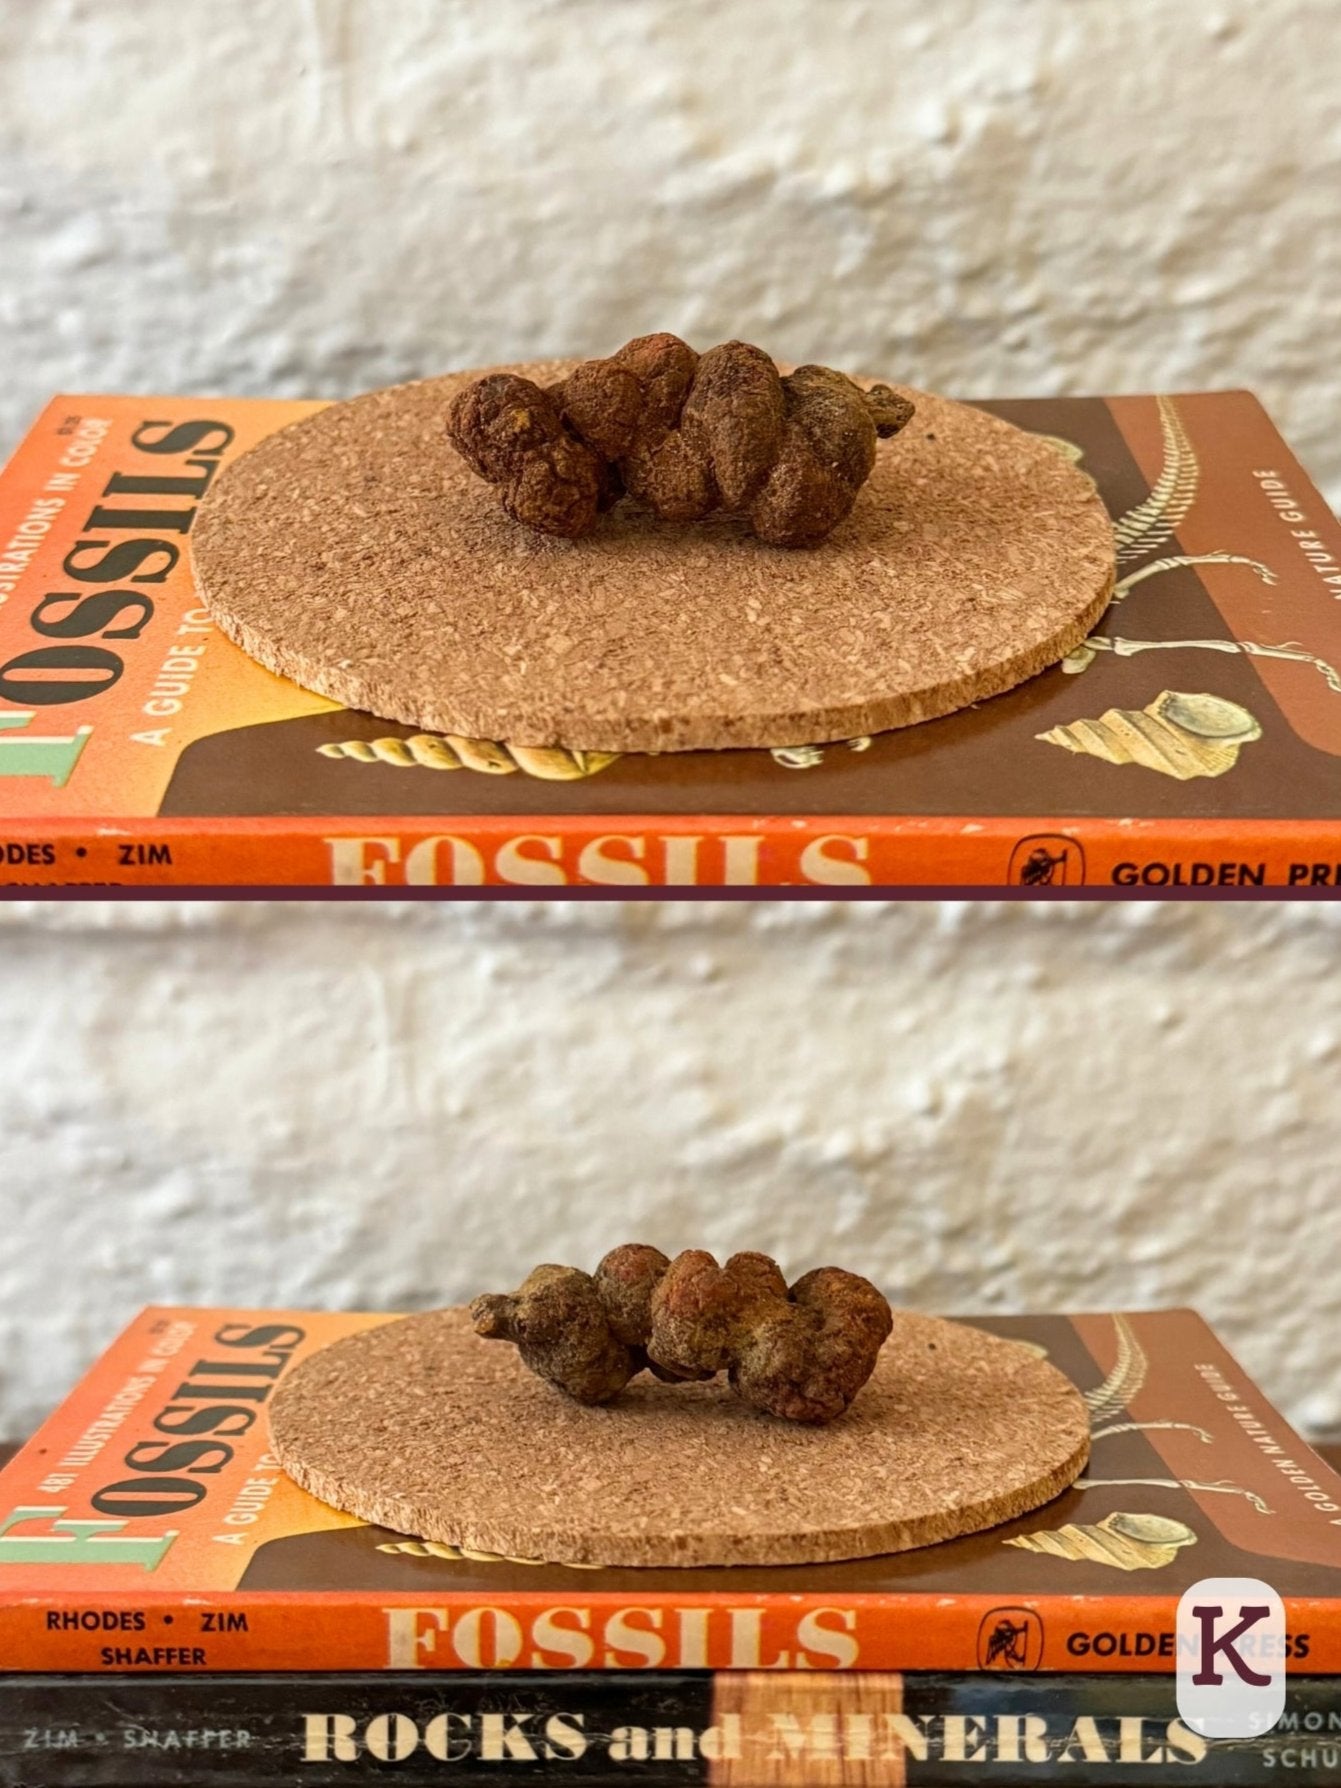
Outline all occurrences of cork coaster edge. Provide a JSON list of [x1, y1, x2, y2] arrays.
[[207, 565, 1116, 755], [269, 1310, 1092, 1568], [274, 1431, 1092, 1568], [194, 371, 1116, 754]]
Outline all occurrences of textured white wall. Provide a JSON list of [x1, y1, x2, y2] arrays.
[[1, 9, 1338, 1448], [0, 900, 1338, 1441], [2, 0, 1340, 508]]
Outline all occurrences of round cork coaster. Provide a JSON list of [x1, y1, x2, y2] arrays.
[[268, 1309, 1090, 1568], [192, 366, 1115, 753]]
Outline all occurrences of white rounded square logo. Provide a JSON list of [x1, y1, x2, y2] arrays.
[[1176, 1577, 1287, 1740]]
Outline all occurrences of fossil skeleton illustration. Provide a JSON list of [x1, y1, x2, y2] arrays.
[[1079, 1313, 1269, 1511], [1056, 399, 1341, 698], [1001, 1315, 1272, 1571], [1112, 397, 1200, 567], [1064, 630, 1341, 693], [1083, 1313, 1150, 1435], [1073, 1478, 1272, 1515]]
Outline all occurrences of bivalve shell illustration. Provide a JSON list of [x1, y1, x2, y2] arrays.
[[1037, 690, 1262, 780], [1004, 1511, 1197, 1572]]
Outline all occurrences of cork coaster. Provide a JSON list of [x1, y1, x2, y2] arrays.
[[268, 1309, 1090, 1567], [193, 366, 1115, 753]]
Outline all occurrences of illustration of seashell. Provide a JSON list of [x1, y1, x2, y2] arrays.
[[376, 1537, 600, 1569], [771, 736, 874, 770], [317, 735, 620, 780], [1005, 1510, 1197, 1572], [1037, 691, 1262, 781], [772, 744, 826, 770]]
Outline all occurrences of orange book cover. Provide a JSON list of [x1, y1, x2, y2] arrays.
[[1, 1305, 1339, 1675], [0, 391, 1340, 890]]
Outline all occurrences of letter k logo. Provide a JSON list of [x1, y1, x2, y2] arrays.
[[1190, 1603, 1273, 1686], [1177, 1579, 1286, 1740]]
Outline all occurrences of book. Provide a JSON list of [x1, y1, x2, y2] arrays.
[[3, 1669, 1339, 1784], [1, 1306, 1339, 1677], [1, 391, 1340, 889]]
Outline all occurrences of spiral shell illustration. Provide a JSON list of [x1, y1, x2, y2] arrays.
[[317, 734, 620, 780], [1005, 1510, 1197, 1572], [1037, 690, 1262, 781], [376, 1537, 600, 1569]]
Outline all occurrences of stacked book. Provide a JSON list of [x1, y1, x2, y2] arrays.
[[2, 1305, 1339, 1783], [4, 389, 1341, 891]]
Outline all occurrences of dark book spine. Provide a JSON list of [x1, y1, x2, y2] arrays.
[[2, 1670, 1339, 1786]]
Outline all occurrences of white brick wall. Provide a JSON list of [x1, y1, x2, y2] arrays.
[[2, 0, 1339, 509], [0, 6, 1336, 1440], [0, 900, 1337, 1438]]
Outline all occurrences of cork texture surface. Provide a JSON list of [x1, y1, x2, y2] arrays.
[[268, 1307, 1091, 1567], [193, 366, 1115, 753]]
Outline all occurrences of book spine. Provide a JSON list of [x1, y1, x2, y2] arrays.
[[4, 1670, 1338, 1786], [4, 1594, 1339, 1678], [4, 815, 1341, 890]]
